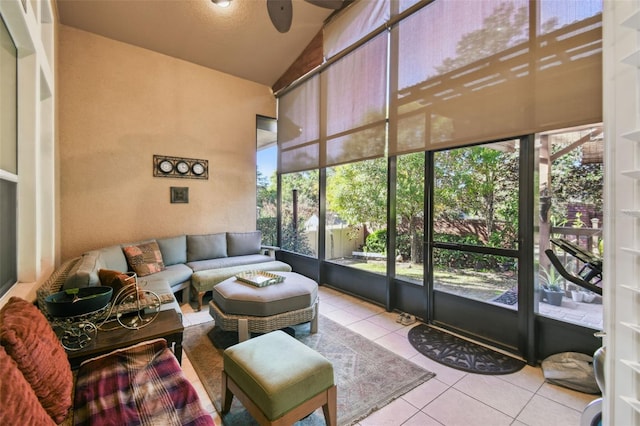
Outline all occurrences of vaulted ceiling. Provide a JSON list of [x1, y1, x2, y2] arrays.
[[55, 0, 335, 89]]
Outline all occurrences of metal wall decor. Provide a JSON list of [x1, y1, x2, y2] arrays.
[[153, 155, 208, 179], [170, 187, 189, 203]]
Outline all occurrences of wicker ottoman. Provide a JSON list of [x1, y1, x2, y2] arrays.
[[208, 271, 318, 342], [222, 330, 336, 426]]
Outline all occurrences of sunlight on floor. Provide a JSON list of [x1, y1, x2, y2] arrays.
[[179, 286, 600, 426]]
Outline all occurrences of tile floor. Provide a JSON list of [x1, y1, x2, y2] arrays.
[[179, 286, 600, 426]]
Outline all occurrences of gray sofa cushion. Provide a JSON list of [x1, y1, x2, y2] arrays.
[[63, 250, 103, 289], [187, 233, 227, 262], [187, 254, 273, 273], [226, 231, 261, 257], [63, 245, 128, 289], [140, 264, 192, 287], [191, 261, 292, 293], [156, 235, 187, 266], [101, 245, 129, 272]]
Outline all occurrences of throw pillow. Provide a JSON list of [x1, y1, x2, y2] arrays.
[[0, 346, 56, 426], [122, 241, 165, 277], [98, 269, 135, 299], [0, 297, 73, 423]]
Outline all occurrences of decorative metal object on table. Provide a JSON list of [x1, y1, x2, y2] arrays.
[[45, 286, 113, 351], [235, 271, 285, 287], [44, 272, 162, 351], [96, 272, 162, 331]]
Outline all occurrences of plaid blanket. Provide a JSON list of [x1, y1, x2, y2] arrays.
[[73, 339, 213, 426]]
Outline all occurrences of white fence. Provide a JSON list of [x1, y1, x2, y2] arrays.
[[302, 224, 365, 259]]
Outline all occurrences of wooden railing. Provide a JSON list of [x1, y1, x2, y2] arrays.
[[551, 227, 602, 254]]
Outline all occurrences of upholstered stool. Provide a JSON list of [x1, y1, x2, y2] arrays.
[[210, 271, 319, 342], [221, 330, 336, 426]]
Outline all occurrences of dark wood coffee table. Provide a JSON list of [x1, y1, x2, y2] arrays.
[[65, 309, 184, 369]]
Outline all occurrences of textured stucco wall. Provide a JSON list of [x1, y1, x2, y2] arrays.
[[57, 25, 275, 260]]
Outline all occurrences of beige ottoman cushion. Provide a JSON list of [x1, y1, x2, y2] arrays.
[[211, 271, 317, 317]]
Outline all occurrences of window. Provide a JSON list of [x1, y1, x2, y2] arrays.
[[257, 116, 278, 247], [257, 144, 277, 246], [395, 152, 425, 283], [432, 141, 520, 304], [536, 124, 603, 329], [326, 158, 387, 274], [0, 15, 17, 297], [280, 170, 319, 257]]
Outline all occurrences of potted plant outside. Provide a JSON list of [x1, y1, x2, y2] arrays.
[[540, 267, 565, 306], [543, 284, 565, 306]]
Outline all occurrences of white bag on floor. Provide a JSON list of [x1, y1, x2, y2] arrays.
[[541, 352, 600, 394]]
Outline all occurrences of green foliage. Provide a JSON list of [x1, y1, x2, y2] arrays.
[[281, 170, 319, 217], [281, 218, 314, 256], [549, 140, 603, 222], [432, 233, 516, 272], [257, 170, 277, 219], [434, 144, 519, 246], [326, 158, 387, 229], [365, 229, 387, 254], [547, 283, 562, 292], [257, 217, 277, 247], [279, 170, 319, 256], [396, 153, 425, 221], [397, 153, 426, 263], [433, 234, 482, 269], [396, 231, 422, 262], [540, 265, 564, 290]]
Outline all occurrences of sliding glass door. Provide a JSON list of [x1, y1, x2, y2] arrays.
[[429, 138, 526, 352]]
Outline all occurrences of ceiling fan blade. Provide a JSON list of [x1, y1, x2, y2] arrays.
[[304, 0, 345, 9], [267, 0, 293, 33]]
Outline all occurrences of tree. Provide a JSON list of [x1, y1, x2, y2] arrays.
[[397, 152, 425, 263], [257, 170, 277, 218], [326, 158, 387, 232], [550, 140, 603, 225], [257, 170, 278, 245], [434, 144, 519, 249], [280, 170, 318, 256]]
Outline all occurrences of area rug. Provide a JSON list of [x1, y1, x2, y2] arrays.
[[408, 324, 525, 375], [183, 315, 435, 426]]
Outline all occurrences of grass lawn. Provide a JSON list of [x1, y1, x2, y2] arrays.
[[344, 259, 516, 302]]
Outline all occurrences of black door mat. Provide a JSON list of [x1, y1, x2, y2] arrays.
[[491, 288, 518, 305], [408, 324, 525, 375]]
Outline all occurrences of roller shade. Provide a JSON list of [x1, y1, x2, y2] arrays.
[[278, 0, 602, 168], [322, 32, 388, 167], [277, 75, 320, 174], [390, 0, 602, 156], [323, 0, 389, 60]]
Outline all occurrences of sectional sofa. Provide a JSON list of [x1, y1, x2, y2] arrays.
[[38, 231, 292, 315]]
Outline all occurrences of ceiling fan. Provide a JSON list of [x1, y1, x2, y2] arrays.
[[267, 0, 349, 33]]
